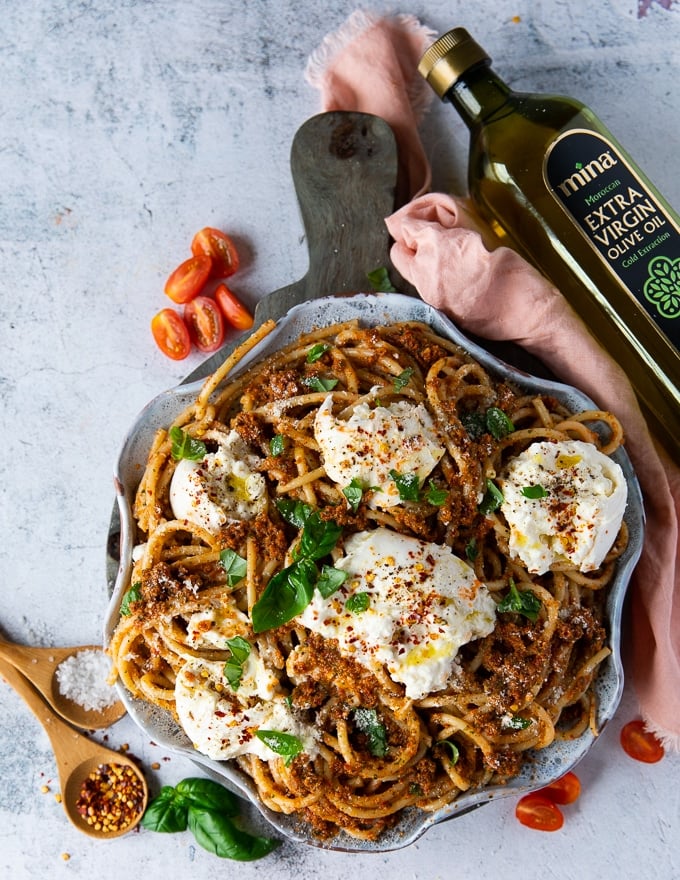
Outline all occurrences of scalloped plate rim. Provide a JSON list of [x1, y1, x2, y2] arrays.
[[104, 291, 645, 853]]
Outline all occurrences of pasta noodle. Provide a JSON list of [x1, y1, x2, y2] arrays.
[[109, 318, 628, 841]]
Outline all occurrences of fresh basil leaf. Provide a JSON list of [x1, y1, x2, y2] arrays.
[[142, 777, 277, 862], [140, 787, 188, 833], [425, 480, 448, 506], [224, 658, 243, 690], [276, 499, 313, 529], [342, 478, 380, 512], [252, 507, 343, 631], [187, 806, 280, 861], [485, 406, 515, 440], [269, 434, 286, 456], [497, 580, 542, 622], [478, 479, 504, 514], [251, 559, 317, 633], [346, 592, 370, 613], [306, 343, 330, 364], [366, 266, 398, 292], [503, 715, 532, 730], [393, 367, 414, 392], [465, 538, 478, 562], [317, 565, 347, 598], [353, 707, 388, 757], [120, 581, 142, 616], [389, 469, 421, 502], [461, 407, 514, 441], [521, 484, 548, 499], [342, 478, 365, 513], [220, 549, 247, 587], [461, 411, 486, 439], [437, 739, 460, 765], [288, 558, 320, 598], [175, 778, 240, 816], [169, 425, 207, 461], [225, 636, 251, 665], [223, 636, 251, 691], [296, 512, 342, 562], [255, 730, 303, 765], [302, 375, 338, 393]]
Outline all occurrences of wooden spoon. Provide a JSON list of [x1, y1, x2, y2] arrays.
[[0, 635, 126, 729], [0, 656, 147, 838]]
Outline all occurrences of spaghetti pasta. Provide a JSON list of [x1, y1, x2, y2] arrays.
[[109, 319, 628, 841]]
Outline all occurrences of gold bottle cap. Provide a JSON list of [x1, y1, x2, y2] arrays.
[[418, 28, 490, 98]]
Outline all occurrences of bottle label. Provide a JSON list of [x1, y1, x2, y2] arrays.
[[544, 129, 680, 349]]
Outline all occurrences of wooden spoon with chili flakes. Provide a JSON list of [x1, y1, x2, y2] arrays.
[[0, 656, 147, 838]]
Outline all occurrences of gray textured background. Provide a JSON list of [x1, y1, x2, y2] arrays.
[[1, 1, 678, 877]]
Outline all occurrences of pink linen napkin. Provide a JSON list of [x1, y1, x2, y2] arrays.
[[306, 9, 436, 202], [307, 11, 680, 749]]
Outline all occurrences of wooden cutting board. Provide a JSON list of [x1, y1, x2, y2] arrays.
[[188, 110, 408, 383]]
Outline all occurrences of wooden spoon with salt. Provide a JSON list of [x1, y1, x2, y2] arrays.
[[0, 635, 126, 729]]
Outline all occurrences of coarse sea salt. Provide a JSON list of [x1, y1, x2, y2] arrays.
[[55, 649, 118, 712]]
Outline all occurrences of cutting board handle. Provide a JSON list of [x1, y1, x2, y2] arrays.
[[254, 111, 404, 324]]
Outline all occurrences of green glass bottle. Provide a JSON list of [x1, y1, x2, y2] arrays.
[[419, 27, 680, 458]]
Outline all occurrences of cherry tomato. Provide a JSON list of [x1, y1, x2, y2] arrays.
[[537, 771, 581, 805], [191, 227, 240, 278], [151, 308, 191, 360], [164, 254, 212, 304], [620, 720, 665, 764], [515, 793, 564, 832], [184, 295, 225, 353], [215, 283, 253, 330]]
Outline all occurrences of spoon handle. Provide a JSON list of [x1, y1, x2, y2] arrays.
[[0, 656, 94, 782], [0, 639, 51, 694]]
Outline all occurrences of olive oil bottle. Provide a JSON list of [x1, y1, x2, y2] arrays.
[[419, 28, 680, 458]]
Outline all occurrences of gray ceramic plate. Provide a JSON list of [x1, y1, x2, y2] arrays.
[[104, 292, 644, 852]]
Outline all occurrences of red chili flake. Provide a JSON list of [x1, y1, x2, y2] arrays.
[[75, 763, 145, 834]]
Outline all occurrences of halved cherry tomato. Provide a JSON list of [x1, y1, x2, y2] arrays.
[[164, 254, 212, 304], [184, 295, 225, 353], [191, 227, 240, 278], [215, 283, 253, 330], [537, 771, 581, 805], [620, 720, 665, 763], [515, 793, 564, 831], [151, 308, 191, 360]]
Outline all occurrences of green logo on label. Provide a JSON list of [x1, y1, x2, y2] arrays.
[[644, 256, 680, 320]]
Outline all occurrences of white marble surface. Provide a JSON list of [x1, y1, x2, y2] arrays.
[[1, 1, 679, 877]]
